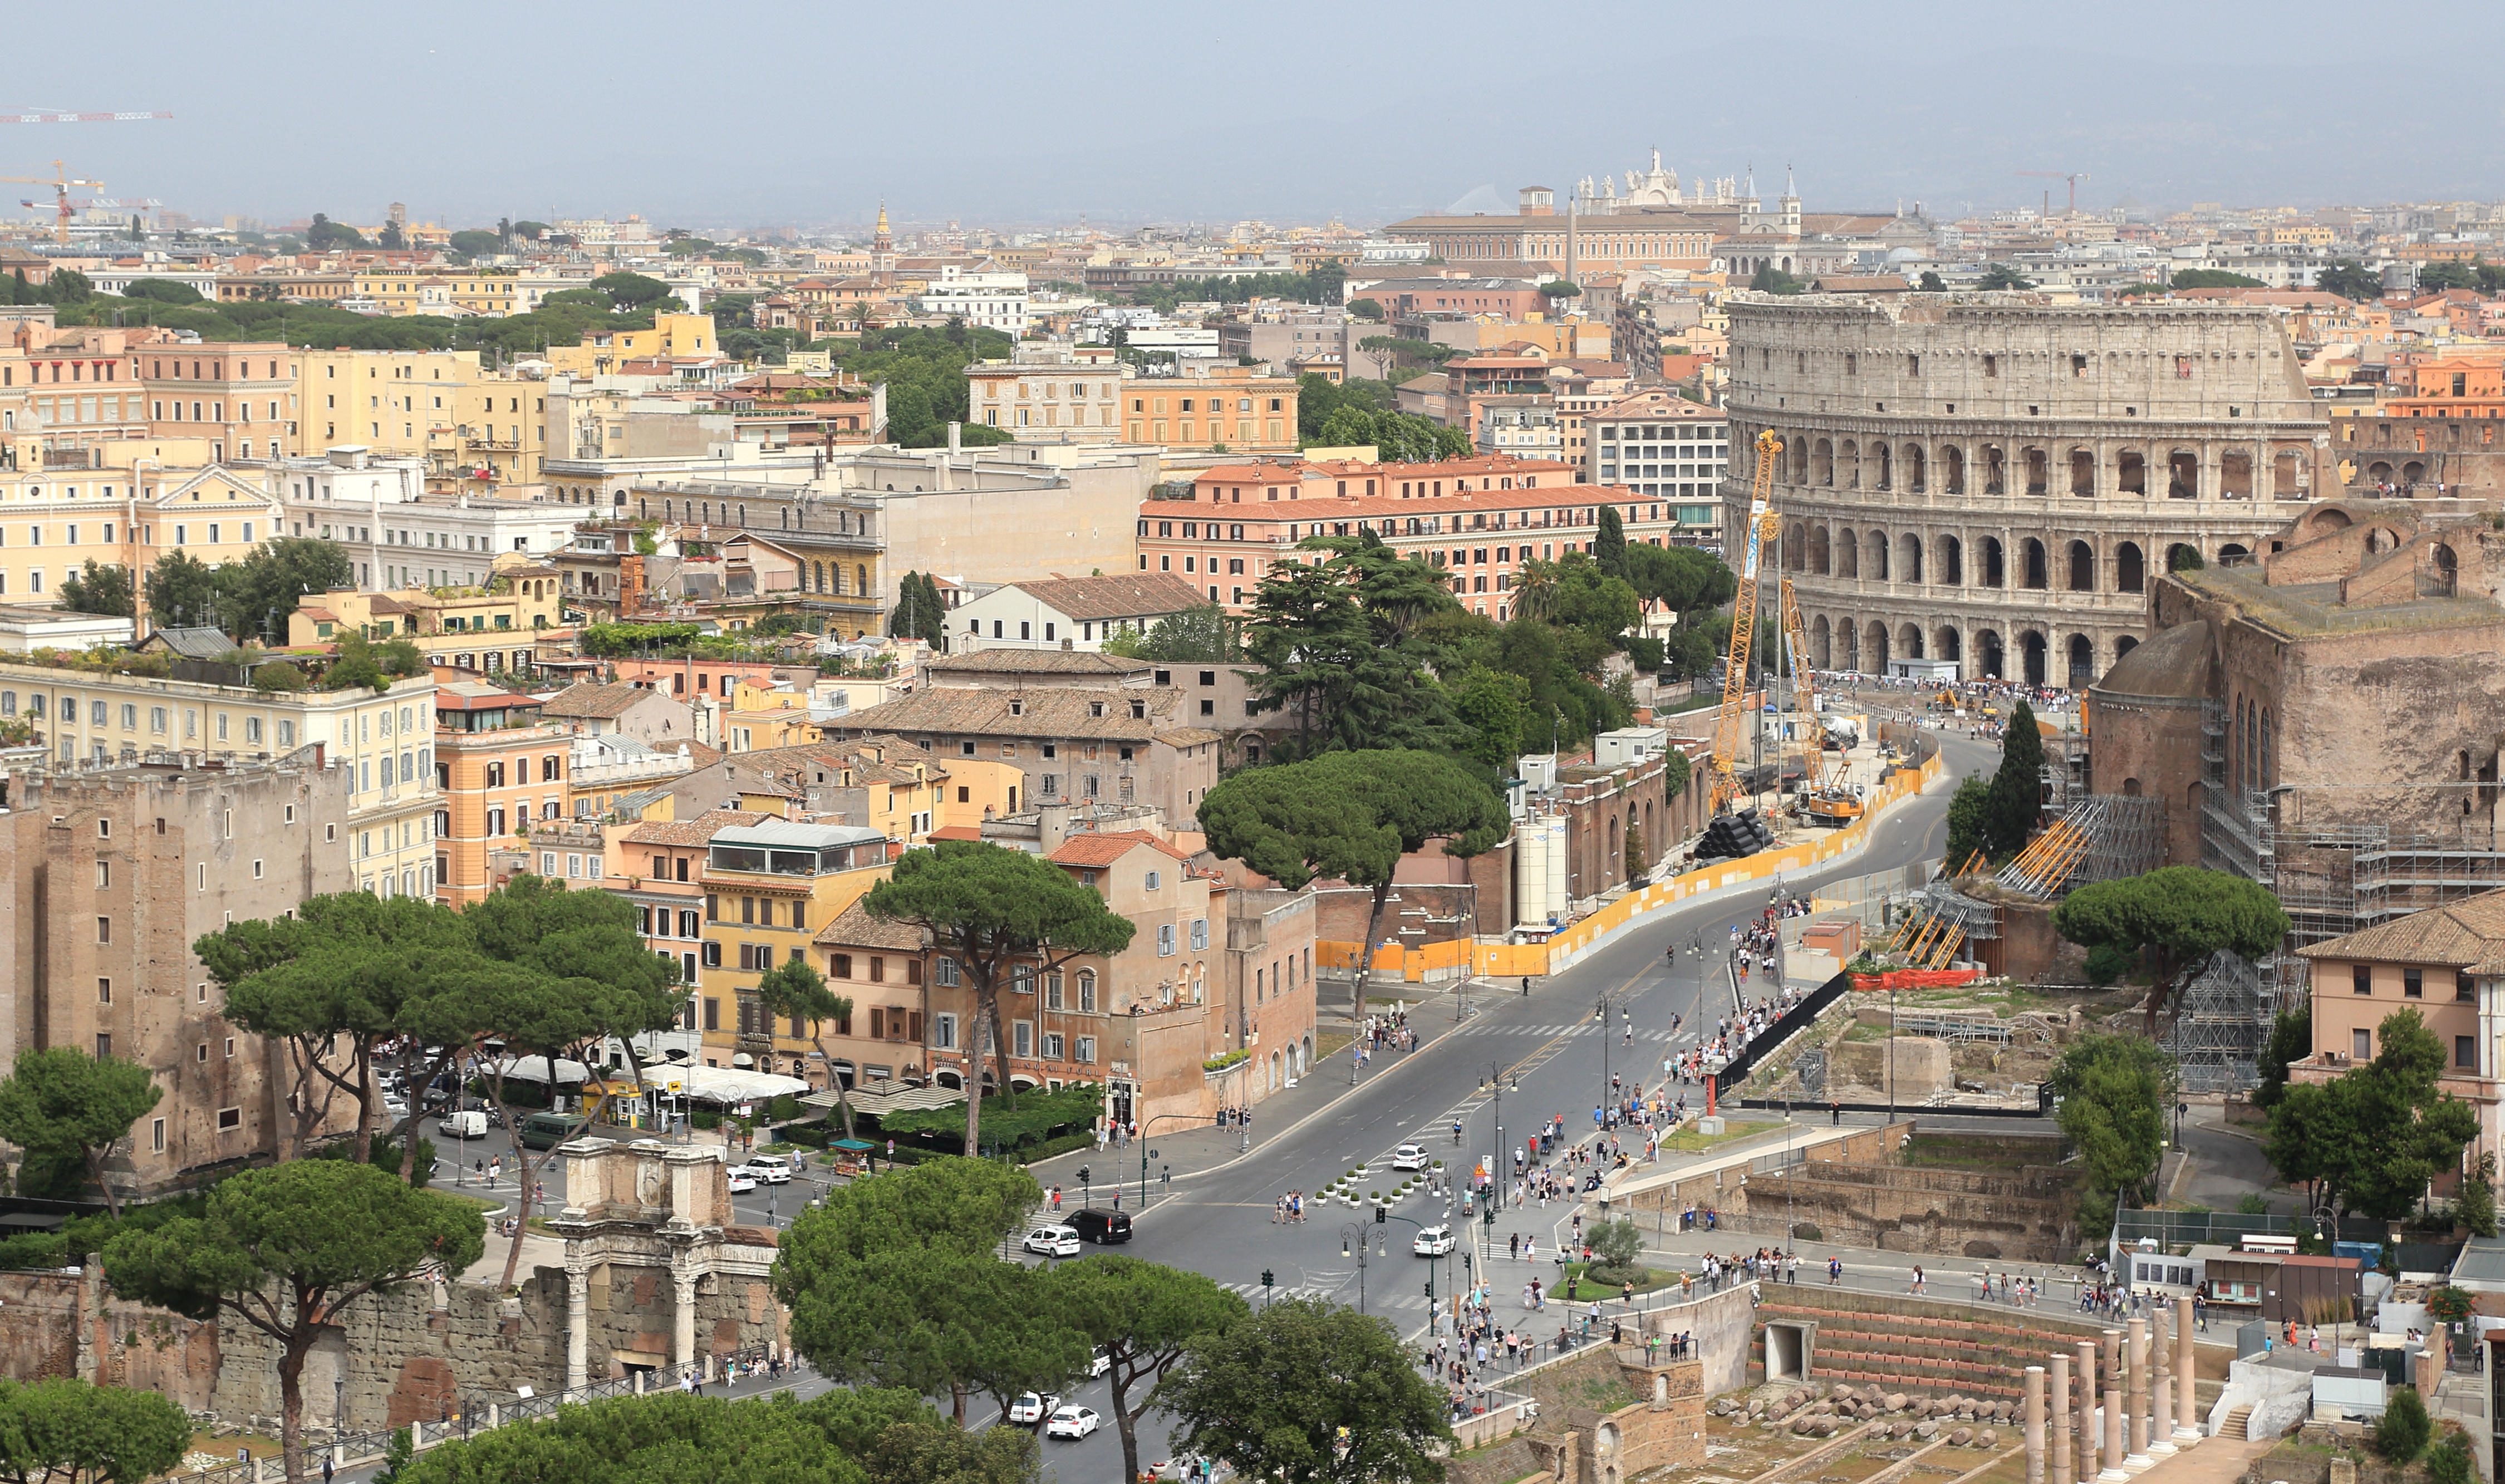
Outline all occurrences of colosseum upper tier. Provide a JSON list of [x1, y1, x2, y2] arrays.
[[1720, 294, 2332, 688]]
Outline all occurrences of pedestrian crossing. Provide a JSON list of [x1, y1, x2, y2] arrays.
[[1445, 1023, 1689, 1043], [1214, 1278, 1441, 1313]]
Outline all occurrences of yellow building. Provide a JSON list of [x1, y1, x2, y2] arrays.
[[1119, 362, 1298, 454], [292, 348, 483, 462], [345, 271, 582, 318], [543, 314, 719, 377], [0, 453, 283, 622], [696, 820, 895, 1074], [288, 561, 565, 660], [451, 372, 554, 485]]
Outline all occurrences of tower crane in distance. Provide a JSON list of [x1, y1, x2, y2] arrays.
[[1707, 428, 1784, 814], [2015, 170, 2089, 215], [2, 161, 104, 244]]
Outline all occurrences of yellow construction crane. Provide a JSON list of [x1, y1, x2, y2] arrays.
[[3, 160, 104, 244], [1708, 428, 1784, 813]]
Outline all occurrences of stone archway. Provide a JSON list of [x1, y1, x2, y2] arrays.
[[2022, 631, 2048, 686]]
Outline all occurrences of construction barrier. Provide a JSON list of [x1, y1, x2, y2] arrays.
[[1314, 750, 1949, 982], [1847, 969, 1983, 991]]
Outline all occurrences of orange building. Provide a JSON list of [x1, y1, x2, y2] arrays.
[[433, 696, 574, 905]]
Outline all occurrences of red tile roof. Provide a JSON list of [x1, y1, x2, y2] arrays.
[[1048, 829, 1192, 869]]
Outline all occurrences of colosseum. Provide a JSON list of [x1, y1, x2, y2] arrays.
[[1720, 294, 2334, 687]]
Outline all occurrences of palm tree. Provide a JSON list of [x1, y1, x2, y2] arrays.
[[1511, 559, 1561, 624]]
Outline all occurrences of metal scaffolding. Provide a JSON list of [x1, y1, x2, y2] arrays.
[[2170, 949, 2282, 1094], [2067, 793, 2165, 886]]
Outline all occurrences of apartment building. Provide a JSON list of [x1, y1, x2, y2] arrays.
[[0, 661, 439, 898], [639, 735, 1015, 844], [0, 754, 358, 1199], [433, 716, 571, 906], [967, 352, 1126, 444], [0, 324, 150, 455], [699, 820, 895, 1077], [138, 342, 293, 463], [345, 270, 579, 318], [540, 681, 698, 745], [915, 264, 1030, 335], [1585, 392, 1730, 543], [950, 572, 1208, 653], [820, 684, 1221, 823], [0, 459, 282, 612], [1120, 363, 1299, 455], [289, 572, 561, 648], [291, 348, 480, 463], [272, 448, 582, 589]]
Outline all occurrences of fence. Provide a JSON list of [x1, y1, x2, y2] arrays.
[[1442, 1281, 1751, 1451], [2110, 1206, 2389, 1250], [1711, 971, 1850, 1095]]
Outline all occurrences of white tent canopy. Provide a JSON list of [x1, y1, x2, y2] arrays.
[[479, 1055, 593, 1084], [656, 1064, 813, 1105]]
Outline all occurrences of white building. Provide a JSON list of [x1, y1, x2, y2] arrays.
[[271, 447, 583, 590], [950, 572, 1209, 653], [916, 264, 1030, 335]]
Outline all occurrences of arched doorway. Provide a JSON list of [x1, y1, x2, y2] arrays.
[[1811, 614, 1832, 669], [1977, 630, 2005, 679], [2067, 540, 2095, 591], [1865, 622, 1890, 672], [1899, 533, 1924, 583], [1937, 535, 1963, 586], [1934, 626, 1963, 662], [1807, 524, 1830, 574], [2021, 631, 2048, 686], [2116, 542, 2145, 593], [2067, 634, 2094, 689], [2022, 538, 2048, 589]]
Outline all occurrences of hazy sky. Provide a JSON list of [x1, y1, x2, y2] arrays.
[[9, 1, 2501, 237]]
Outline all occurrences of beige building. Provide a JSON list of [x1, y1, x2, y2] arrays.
[[0, 753, 359, 1199], [968, 352, 1127, 444], [291, 348, 483, 463], [0, 660, 443, 898], [0, 456, 283, 620]]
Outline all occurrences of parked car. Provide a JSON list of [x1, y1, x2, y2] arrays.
[[438, 1109, 488, 1141], [1006, 1392, 1059, 1426], [1392, 1143, 1430, 1172], [519, 1112, 592, 1151], [1088, 1347, 1111, 1378], [745, 1154, 794, 1184], [1023, 1225, 1082, 1258], [725, 1167, 759, 1193], [1069, 1208, 1133, 1245], [1044, 1405, 1099, 1440], [1413, 1224, 1456, 1257]]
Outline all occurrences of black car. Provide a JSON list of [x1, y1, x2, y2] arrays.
[[1069, 1208, 1133, 1245]]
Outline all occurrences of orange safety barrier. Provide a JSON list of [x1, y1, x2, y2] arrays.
[[1848, 969, 1982, 991]]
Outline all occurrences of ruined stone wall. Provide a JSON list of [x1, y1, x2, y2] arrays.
[[1723, 294, 2329, 688], [0, 1265, 223, 1409]]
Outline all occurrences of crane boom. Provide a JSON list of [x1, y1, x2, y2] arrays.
[[1708, 429, 1784, 813], [1780, 577, 1819, 789], [0, 110, 173, 125]]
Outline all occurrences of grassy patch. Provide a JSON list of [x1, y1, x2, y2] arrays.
[[1562, 1373, 1642, 1412], [1554, 1261, 1679, 1299], [1659, 1119, 1779, 1153], [1658, 692, 1721, 715], [1316, 1031, 1354, 1062]]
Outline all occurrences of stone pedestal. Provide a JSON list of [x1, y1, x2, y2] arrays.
[[1696, 1116, 1725, 1135]]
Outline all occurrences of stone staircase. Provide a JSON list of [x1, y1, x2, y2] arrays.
[[2218, 1403, 2254, 1441], [1753, 1290, 2125, 1402]]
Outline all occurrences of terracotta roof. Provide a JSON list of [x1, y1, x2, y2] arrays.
[[927, 825, 985, 841], [814, 900, 930, 951], [1048, 829, 1192, 869], [827, 685, 1191, 744], [925, 650, 1153, 679], [2297, 889, 2505, 970], [621, 808, 768, 847], [541, 681, 665, 719], [999, 573, 1208, 622]]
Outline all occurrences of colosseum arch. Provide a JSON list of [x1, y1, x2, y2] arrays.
[[2272, 448, 2305, 499], [2221, 451, 2254, 500], [1841, 439, 1861, 489], [1812, 439, 1834, 486], [2116, 542, 2145, 593], [2067, 634, 2095, 688], [2404, 459, 2427, 484], [2023, 446, 2050, 496], [1811, 614, 1832, 668], [1937, 535, 1963, 586], [2115, 634, 2139, 664], [1981, 537, 2006, 587], [1982, 444, 2006, 495], [2167, 450, 2199, 498], [2021, 538, 2049, 589], [1836, 529, 1860, 578], [2069, 448, 2095, 497], [1784, 522, 1807, 571], [2021, 631, 2049, 686], [1807, 524, 1831, 574], [1790, 439, 1810, 484], [2219, 542, 2251, 565], [1898, 533, 1924, 584], [2117, 450, 2148, 496], [1865, 621, 1890, 671], [1898, 623, 1925, 660], [1942, 444, 1966, 495], [1977, 630, 2006, 679], [1865, 530, 1890, 581], [1874, 443, 1893, 492], [1838, 620, 1860, 671], [1905, 443, 1927, 493], [1934, 626, 1963, 662], [2066, 540, 2096, 592], [2367, 459, 2395, 485]]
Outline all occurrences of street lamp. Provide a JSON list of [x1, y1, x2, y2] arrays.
[[1338, 1222, 1374, 1314]]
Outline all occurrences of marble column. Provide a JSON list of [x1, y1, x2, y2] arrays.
[[2100, 1330, 2127, 1482], [565, 1266, 590, 1398], [2025, 1365, 2046, 1484], [672, 1271, 699, 1381], [2176, 1296, 2202, 1442], [2125, 1318, 2152, 1467], [2152, 1309, 2178, 1456], [2051, 1352, 2074, 1484], [2076, 1339, 2100, 1481]]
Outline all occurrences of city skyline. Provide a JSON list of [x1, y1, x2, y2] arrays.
[[10, 0, 2504, 234]]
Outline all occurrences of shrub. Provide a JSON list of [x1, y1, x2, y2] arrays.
[[1791, 1223, 1823, 1242], [2425, 1432, 2472, 1484], [250, 660, 309, 692], [2374, 1385, 2430, 1462], [2083, 944, 2133, 986]]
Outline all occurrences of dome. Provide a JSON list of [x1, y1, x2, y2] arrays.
[[2088, 620, 2214, 701]]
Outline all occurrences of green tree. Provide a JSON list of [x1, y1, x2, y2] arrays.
[[1593, 503, 1627, 577], [56, 560, 135, 618], [774, 1157, 1082, 1424], [1983, 700, 2047, 859], [2425, 1433, 2473, 1484], [755, 957, 857, 1138], [2317, 260, 2381, 301], [2418, 262, 2479, 293], [2169, 268, 2268, 290], [590, 272, 677, 311], [1977, 263, 2037, 291], [1136, 603, 1239, 663], [446, 229, 503, 260], [38, 267, 92, 303], [1197, 750, 1504, 999], [1918, 270, 1947, 291], [1749, 265, 1808, 294], [1241, 537, 1461, 757], [1446, 664, 1529, 771], [1347, 297, 1384, 321], [0, 1375, 194, 1484], [2458, 1152, 2498, 1239], [2374, 1384, 2430, 1462], [1585, 1217, 1646, 1281], [122, 277, 204, 305], [102, 1161, 484, 1483], [1538, 279, 1581, 301], [2052, 866, 2291, 1024], [223, 537, 356, 643], [2314, 1009, 2482, 1221], [1155, 1296, 1451, 1484], [886, 570, 945, 642], [1052, 1256, 1250, 1483], [305, 214, 364, 250], [861, 843, 1136, 1154], [146, 549, 223, 631], [0, 1048, 161, 1218], [2051, 1033, 2176, 1239], [1942, 774, 1992, 870], [2251, 1005, 2312, 1112]]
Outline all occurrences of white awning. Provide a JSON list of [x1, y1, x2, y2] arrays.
[[801, 1079, 966, 1116], [479, 1055, 592, 1084], [654, 1063, 812, 1104]]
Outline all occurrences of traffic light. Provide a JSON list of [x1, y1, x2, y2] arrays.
[[1076, 1166, 1090, 1183], [1423, 1282, 1434, 1301], [1373, 1205, 1385, 1225]]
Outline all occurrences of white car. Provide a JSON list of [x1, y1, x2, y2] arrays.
[[1023, 1225, 1082, 1258], [725, 1167, 759, 1193], [1391, 1143, 1430, 1172], [1007, 1392, 1059, 1426], [1413, 1224, 1456, 1256], [1044, 1404, 1100, 1439], [1089, 1347, 1112, 1378], [746, 1154, 794, 1184]]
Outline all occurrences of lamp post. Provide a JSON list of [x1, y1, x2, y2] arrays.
[[1596, 991, 1612, 1118], [1338, 1222, 1378, 1315], [1476, 1059, 1520, 1275]]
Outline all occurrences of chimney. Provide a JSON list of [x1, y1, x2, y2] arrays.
[[947, 421, 962, 454]]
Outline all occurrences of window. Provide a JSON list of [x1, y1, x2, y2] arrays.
[[217, 1107, 242, 1132], [935, 956, 961, 987], [96, 916, 110, 944], [2405, 969, 2424, 999], [2458, 1035, 2478, 1070], [1014, 1021, 1033, 1058], [703, 997, 721, 1031], [97, 976, 111, 1004], [2353, 1028, 2373, 1060], [833, 953, 852, 979], [934, 1013, 959, 1049], [2353, 966, 2371, 995], [1191, 918, 1209, 950], [2459, 972, 2476, 1003], [1157, 923, 1176, 956], [1043, 1032, 1065, 1060], [151, 1117, 166, 1153], [1075, 1036, 1097, 1064]]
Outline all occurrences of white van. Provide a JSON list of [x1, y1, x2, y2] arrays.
[[438, 1109, 488, 1140]]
